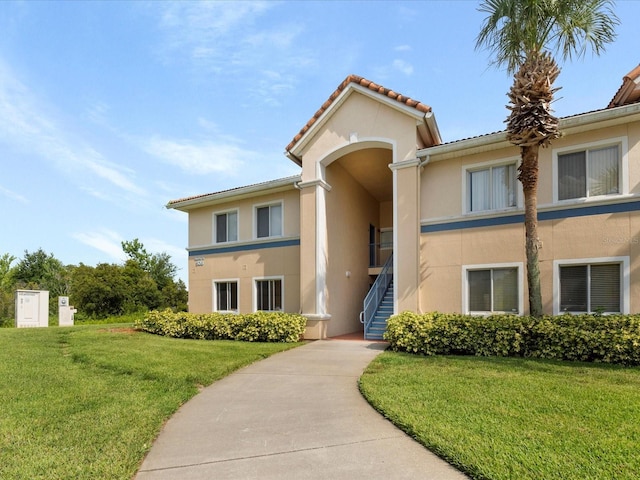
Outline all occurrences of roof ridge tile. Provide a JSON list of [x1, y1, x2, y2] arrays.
[[285, 74, 431, 153]]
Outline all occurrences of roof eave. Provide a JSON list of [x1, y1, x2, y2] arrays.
[[418, 103, 640, 162], [166, 175, 302, 212]]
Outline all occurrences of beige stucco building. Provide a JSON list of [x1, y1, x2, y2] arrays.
[[168, 67, 640, 340]]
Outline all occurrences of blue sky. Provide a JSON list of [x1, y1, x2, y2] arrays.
[[0, 0, 637, 284]]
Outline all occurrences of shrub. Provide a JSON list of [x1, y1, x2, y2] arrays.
[[385, 312, 640, 366], [135, 309, 306, 343]]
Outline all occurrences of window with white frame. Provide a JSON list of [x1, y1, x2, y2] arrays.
[[466, 266, 519, 313], [214, 211, 238, 243], [214, 281, 238, 312], [557, 144, 620, 201], [559, 263, 621, 313], [467, 163, 517, 212], [256, 203, 282, 238], [255, 278, 282, 311], [380, 229, 393, 250]]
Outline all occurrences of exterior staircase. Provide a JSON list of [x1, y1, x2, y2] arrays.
[[365, 282, 393, 340]]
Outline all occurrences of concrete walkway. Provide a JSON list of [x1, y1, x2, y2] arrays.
[[135, 339, 469, 480]]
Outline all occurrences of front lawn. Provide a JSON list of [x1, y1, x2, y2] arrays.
[[0, 325, 301, 480], [360, 352, 640, 480]]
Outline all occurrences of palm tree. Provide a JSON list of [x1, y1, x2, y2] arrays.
[[476, 0, 619, 317]]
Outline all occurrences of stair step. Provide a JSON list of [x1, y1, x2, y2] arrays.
[[365, 333, 385, 340], [364, 277, 394, 340]]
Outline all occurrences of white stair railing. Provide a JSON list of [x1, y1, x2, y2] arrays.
[[361, 253, 393, 335]]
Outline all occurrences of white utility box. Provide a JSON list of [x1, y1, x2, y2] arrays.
[[58, 296, 76, 326], [15, 290, 49, 328]]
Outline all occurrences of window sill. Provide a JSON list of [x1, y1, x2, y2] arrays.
[[558, 311, 620, 315], [463, 207, 520, 218], [255, 235, 284, 241], [467, 311, 519, 316], [546, 193, 634, 209]]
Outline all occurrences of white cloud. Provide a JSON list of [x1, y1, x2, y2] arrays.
[[143, 237, 186, 260], [197, 117, 220, 133], [395, 45, 411, 52], [157, 1, 274, 66], [72, 229, 127, 262], [0, 59, 146, 198], [85, 156, 146, 196], [73, 229, 186, 268], [86, 100, 111, 125], [393, 59, 414, 76], [0, 185, 28, 204], [152, 1, 310, 105], [144, 136, 252, 174]]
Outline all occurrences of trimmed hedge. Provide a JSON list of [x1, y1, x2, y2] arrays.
[[385, 312, 640, 366], [135, 309, 306, 343]]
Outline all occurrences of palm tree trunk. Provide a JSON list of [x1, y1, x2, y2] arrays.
[[519, 144, 543, 317]]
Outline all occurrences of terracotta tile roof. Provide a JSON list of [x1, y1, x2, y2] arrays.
[[285, 74, 432, 153], [608, 64, 640, 108]]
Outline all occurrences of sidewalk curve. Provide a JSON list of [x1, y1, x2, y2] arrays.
[[135, 339, 469, 480]]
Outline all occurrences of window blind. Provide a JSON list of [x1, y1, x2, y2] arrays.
[[590, 264, 620, 312]]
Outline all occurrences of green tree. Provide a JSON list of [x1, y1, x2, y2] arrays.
[[121, 238, 186, 311], [122, 260, 162, 313], [71, 263, 128, 317], [0, 253, 16, 290], [122, 239, 178, 291], [476, 0, 618, 317], [13, 248, 69, 297], [0, 254, 16, 326], [160, 278, 188, 312]]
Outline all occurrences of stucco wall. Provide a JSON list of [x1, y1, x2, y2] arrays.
[[188, 188, 300, 248], [419, 119, 640, 315], [185, 186, 301, 315], [324, 161, 379, 336], [187, 245, 300, 314], [421, 122, 640, 221], [295, 87, 423, 336], [420, 211, 640, 314], [300, 91, 421, 179]]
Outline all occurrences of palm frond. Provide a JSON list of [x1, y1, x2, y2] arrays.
[[476, 0, 619, 74]]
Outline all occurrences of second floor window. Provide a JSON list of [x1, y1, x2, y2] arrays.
[[256, 204, 282, 238], [215, 211, 238, 243], [380, 229, 393, 250], [558, 145, 619, 200], [468, 163, 516, 212]]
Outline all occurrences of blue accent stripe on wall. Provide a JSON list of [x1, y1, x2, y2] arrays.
[[189, 238, 300, 256], [421, 200, 640, 234]]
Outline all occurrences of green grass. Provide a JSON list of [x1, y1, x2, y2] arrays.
[[0, 324, 301, 480], [72, 311, 148, 325], [360, 352, 640, 480]]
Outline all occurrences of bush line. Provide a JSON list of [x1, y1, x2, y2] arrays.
[[135, 309, 306, 343], [385, 312, 640, 366]]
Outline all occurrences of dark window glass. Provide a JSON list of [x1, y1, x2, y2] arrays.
[[257, 207, 270, 238]]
